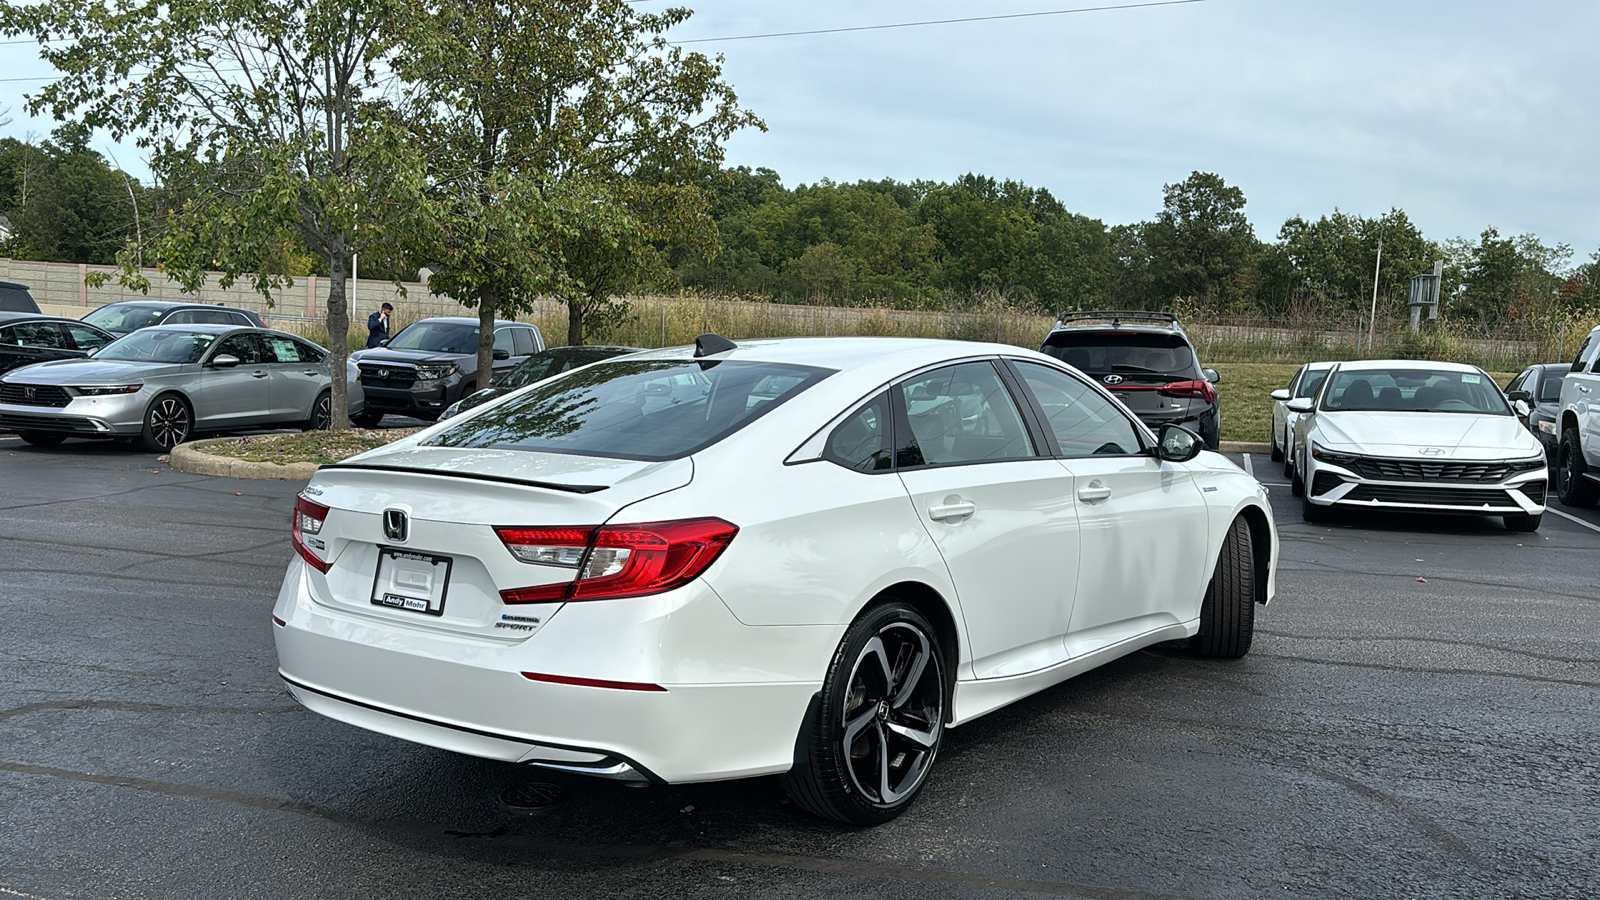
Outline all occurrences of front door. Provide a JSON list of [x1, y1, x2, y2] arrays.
[[192, 333, 270, 428], [893, 360, 1080, 680], [1007, 360, 1211, 657]]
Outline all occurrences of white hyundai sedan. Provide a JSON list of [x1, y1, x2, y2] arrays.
[[1290, 360, 1547, 530], [274, 335, 1278, 824]]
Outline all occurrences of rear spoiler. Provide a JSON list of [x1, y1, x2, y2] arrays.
[[321, 462, 608, 494], [1054, 310, 1180, 329]]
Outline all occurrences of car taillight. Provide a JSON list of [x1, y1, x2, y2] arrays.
[[292, 494, 332, 573], [497, 518, 738, 604], [1161, 380, 1216, 403]]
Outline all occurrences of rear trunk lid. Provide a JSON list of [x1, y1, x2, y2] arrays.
[[296, 445, 692, 640]]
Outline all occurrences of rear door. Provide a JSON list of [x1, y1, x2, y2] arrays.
[[893, 360, 1080, 680], [261, 333, 326, 422], [1007, 360, 1211, 655]]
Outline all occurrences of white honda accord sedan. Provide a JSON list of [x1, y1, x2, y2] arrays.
[[1290, 359, 1547, 530], [274, 335, 1278, 824]]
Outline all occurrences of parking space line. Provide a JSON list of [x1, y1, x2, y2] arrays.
[[1547, 508, 1600, 535], [1241, 453, 1254, 477]]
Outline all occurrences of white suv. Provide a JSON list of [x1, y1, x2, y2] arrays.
[[1556, 324, 1600, 507]]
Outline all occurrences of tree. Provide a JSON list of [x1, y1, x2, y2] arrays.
[[0, 127, 149, 263], [396, 0, 761, 354], [2, 0, 429, 428], [1272, 208, 1436, 319], [1144, 171, 1259, 306]]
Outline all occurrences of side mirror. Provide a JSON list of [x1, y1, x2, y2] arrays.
[[1506, 389, 1531, 402], [1202, 367, 1221, 384], [378, 338, 390, 347], [1287, 398, 1314, 414], [1270, 389, 1291, 402], [209, 353, 241, 369], [1157, 424, 1204, 463], [1512, 399, 1530, 418], [493, 348, 511, 361]]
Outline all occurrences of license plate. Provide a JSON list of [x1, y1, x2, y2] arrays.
[[370, 548, 452, 617]]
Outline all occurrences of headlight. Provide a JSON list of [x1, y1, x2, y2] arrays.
[[73, 384, 142, 396], [415, 364, 458, 381], [1507, 455, 1546, 472], [1310, 442, 1359, 466], [1537, 420, 1557, 435]]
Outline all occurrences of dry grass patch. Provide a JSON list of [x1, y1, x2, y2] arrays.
[[200, 428, 421, 466]]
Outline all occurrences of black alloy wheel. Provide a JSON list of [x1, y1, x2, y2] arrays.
[[783, 602, 947, 825], [139, 394, 192, 452], [17, 431, 66, 447], [305, 391, 333, 431]]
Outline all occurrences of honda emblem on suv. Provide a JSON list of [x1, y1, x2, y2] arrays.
[[1102, 374, 1124, 385], [383, 509, 409, 543], [24, 387, 37, 399]]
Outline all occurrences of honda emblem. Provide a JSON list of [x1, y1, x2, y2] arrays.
[[383, 509, 409, 543], [24, 386, 37, 399]]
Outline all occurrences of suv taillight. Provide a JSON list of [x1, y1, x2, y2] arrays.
[[496, 518, 738, 604], [292, 495, 332, 573], [1161, 380, 1216, 403]]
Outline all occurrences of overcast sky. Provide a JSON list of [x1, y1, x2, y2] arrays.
[[3, 0, 1596, 257]]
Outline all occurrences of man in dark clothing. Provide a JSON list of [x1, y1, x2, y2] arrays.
[[366, 303, 394, 348]]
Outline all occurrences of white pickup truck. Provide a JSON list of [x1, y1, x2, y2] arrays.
[[1556, 324, 1600, 506]]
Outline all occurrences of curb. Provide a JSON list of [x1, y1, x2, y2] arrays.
[[1218, 441, 1272, 454], [170, 439, 321, 481]]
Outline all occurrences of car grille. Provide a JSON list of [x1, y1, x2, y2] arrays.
[[358, 364, 417, 389], [1341, 456, 1514, 484], [0, 383, 72, 407], [1341, 484, 1518, 508]]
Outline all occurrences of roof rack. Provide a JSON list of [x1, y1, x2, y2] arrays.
[[1053, 310, 1181, 329]]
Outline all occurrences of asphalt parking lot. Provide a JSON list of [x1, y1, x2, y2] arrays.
[[1, 436, 1596, 900]]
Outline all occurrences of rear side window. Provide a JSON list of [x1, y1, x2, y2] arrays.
[[824, 392, 892, 472], [512, 328, 537, 357], [1040, 332, 1198, 378], [426, 359, 832, 461]]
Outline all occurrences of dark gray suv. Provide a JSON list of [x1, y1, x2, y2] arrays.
[[1040, 311, 1221, 449], [350, 316, 544, 424]]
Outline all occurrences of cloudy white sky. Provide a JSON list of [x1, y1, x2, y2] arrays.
[[3, 0, 1596, 255]]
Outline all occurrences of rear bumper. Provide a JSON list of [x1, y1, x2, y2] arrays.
[[272, 559, 832, 783]]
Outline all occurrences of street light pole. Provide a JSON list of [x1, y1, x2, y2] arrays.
[[1367, 233, 1384, 351]]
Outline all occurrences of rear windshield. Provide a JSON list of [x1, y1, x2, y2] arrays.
[[426, 359, 833, 460], [387, 321, 478, 354], [96, 329, 217, 364], [1041, 332, 1197, 378], [84, 304, 168, 332], [1321, 369, 1510, 415]]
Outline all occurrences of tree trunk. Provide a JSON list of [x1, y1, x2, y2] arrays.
[[326, 237, 352, 430], [566, 296, 584, 346], [477, 284, 499, 390]]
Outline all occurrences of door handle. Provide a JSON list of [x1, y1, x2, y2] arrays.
[[928, 500, 976, 522], [1077, 482, 1113, 503], [251, 370, 268, 378], [1580, 385, 1592, 394], [302, 369, 318, 376]]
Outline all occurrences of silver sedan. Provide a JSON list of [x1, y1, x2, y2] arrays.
[[0, 324, 364, 451]]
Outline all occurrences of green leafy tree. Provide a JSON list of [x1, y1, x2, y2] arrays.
[[395, 0, 761, 352], [2, 0, 430, 428], [1272, 208, 1436, 319], [1144, 171, 1259, 306], [0, 127, 150, 264]]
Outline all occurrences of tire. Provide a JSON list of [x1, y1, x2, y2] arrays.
[[1193, 515, 1256, 659], [17, 431, 65, 447], [1556, 427, 1600, 507], [781, 601, 947, 826], [1269, 429, 1283, 462], [1301, 487, 1331, 523], [303, 390, 333, 431], [138, 394, 193, 452], [1283, 438, 1295, 479], [351, 409, 385, 428], [1290, 452, 1305, 497], [1504, 513, 1542, 532]]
